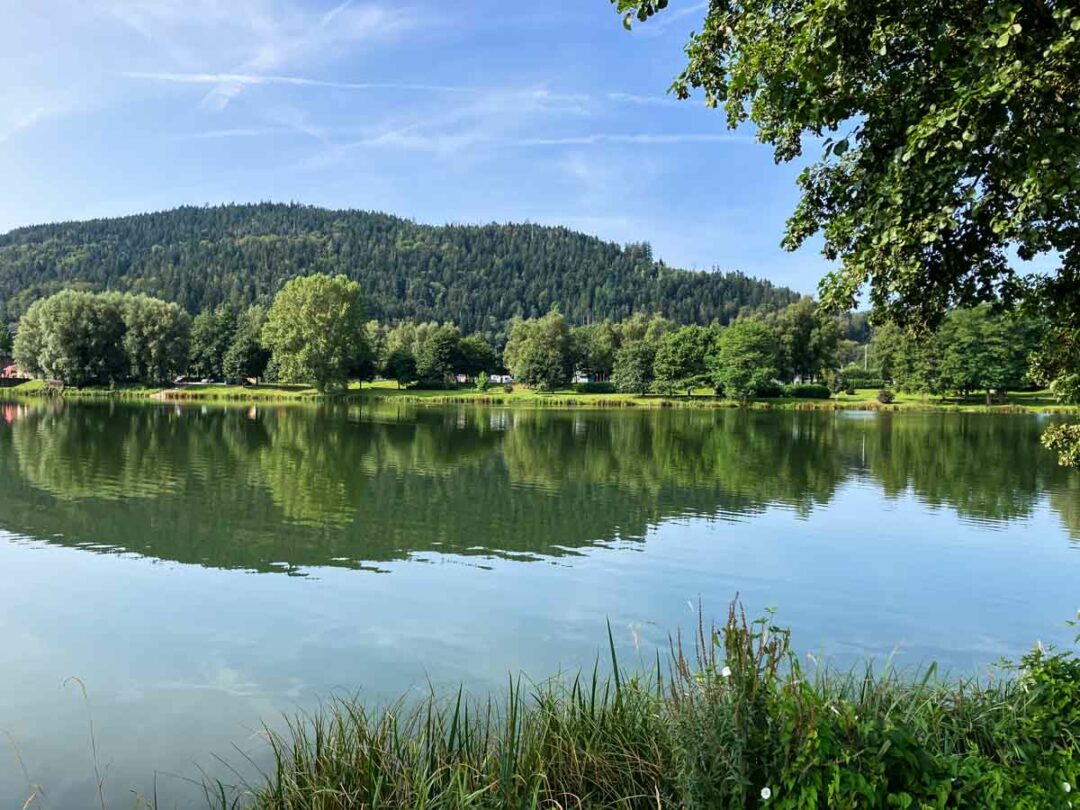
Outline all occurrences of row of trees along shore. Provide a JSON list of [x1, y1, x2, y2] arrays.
[[10, 273, 1054, 403]]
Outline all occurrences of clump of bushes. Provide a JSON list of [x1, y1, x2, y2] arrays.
[[573, 381, 616, 394], [878, 388, 896, 404], [211, 603, 1079, 809], [840, 365, 886, 390], [754, 381, 784, 399], [783, 383, 831, 399]]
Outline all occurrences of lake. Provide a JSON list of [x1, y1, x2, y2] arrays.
[[1, 400, 1078, 808]]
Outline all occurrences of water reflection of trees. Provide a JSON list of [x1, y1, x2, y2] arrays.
[[12, 405, 184, 500], [0, 401, 1076, 573], [860, 414, 1060, 524]]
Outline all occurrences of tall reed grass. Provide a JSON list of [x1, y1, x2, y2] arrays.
[[209, 603, 1079, 809]]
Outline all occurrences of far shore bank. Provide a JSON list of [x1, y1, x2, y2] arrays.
[[5, 379, 1080, 414]]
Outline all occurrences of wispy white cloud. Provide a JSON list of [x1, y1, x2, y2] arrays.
[[513, 133, 750, 147], [103, 1, 423, 109], [181, 128, 277, 139], [210, 2, 418, 109], [120, 70, 476, 95], [0, 104, 78, 146], [606, 92, 681, 107], [320, 0, 358, 27]]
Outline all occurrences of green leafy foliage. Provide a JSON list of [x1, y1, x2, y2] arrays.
[[615, 0, 1080, 332], [14, 291, 128, 386], [570, 321, 620, 381], [761, 297, 839, 384], [653, 325, 713, 395], [709, 319, 779, 402], [873, 306, 1042, 399], [415, 324, 462, 387], [1043, 424, 1080, 467], [119, 294, 192, 385], [222, 306, 270, 383], [189, 306, 237, 380], [261, 274, 366, 393], [503, 311, 573, 392], [383, 348, 418, 389], [13, 290, 192, 386], [615, 0, 1080, 459], [457, 334, 499, 380], [612, 340, 657, 395], [783, 383, 831, 400]]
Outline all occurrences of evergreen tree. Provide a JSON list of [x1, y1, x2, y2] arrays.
[[222, 306, 270, 384], [0, 204, 799, 333], [189, 306, 237, 380]]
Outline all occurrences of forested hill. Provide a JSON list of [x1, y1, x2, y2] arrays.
[[0, 203, 799, 332]]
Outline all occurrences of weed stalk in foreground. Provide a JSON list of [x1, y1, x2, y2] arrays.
[[204, 600, 1078, 809]]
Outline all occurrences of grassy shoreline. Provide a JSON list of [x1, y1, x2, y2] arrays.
[[208, 605, 1079, 809], [6, 379, 1080, 414]]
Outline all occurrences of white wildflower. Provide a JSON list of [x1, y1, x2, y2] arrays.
[[760, 786, 772, 801], [1064, 781, 1072, 793], [721, 666, 732, 678]]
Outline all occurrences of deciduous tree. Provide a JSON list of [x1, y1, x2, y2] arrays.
[[612, 340, 657, 395], [262, 274, 367, 392], [120, 294, 192, 385], [503, 311, 573, 391], [653, 325, 711, 396], [13, 290, 127, 386], [708, 320, 778, 403], [383, 348, 419, 389], [616, 0, 1080, 454]]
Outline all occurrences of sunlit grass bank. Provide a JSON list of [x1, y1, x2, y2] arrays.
[[8, 378, 1080, 413], [211, 606, 1079, 809]]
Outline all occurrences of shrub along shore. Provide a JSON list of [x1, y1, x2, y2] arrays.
[[6, 379, 1080, 415], [206, 604, 1079, 809]]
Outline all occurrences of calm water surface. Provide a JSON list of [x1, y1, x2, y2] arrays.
[[1, 400, 1078, 807]]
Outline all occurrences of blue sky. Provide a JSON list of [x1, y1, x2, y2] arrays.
[[0, 0, 830, 293]]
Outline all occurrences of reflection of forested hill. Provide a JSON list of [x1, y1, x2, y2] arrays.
[[0, 402, 1076, 574]]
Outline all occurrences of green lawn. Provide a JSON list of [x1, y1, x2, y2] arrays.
[[6, 378, 1078, 413]]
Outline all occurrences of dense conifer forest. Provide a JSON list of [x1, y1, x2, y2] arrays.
[[0, 203, 798, 333]]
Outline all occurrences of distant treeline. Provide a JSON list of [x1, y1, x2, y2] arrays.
[[9, 273, 861, 396], [0, 203, 800, 335], [9, 274, 1053, 404]]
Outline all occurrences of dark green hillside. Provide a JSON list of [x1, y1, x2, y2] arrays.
[[0, 203, 797, 332]]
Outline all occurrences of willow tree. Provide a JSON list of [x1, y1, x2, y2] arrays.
[[616, 0, 1079, 456]]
